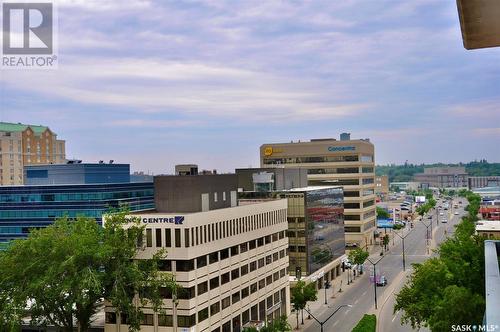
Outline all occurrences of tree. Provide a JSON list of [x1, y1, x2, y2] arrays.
[[394, 194, 485, 331], [382, 234, 390, 251], [0, 211, 177, 332], [290, 281, 317, 329], [348, 248, 369, 274], [243, 316, 292, 332], [376, 206, 390, 219]]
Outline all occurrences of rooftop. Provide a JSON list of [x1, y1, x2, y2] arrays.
[[0, 122, 50, 135], [285, 185, 342, 192], [476, 220, 500, 232]]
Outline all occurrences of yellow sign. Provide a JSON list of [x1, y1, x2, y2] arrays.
[[264, 147, 273, 156]]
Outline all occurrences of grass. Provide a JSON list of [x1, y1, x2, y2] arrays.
[[352, 314, 376, 332]]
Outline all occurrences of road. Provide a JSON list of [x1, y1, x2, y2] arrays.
[[303, 197, 466, 332]]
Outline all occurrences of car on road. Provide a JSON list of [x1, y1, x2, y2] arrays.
[[454, 211, 459, 215], [441, 219, 447, 223], [376, 276, 387, 286], [439, 212, 444, 216]]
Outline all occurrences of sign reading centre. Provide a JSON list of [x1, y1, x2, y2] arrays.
[[328, 146, 356, 152], [142, 216, 185, 225]]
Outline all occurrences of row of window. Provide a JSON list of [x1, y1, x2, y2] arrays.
[[145, 209, 286, 249], [263, 154, 374, 165], [155, 235, 287, 272], [0, 190, 154, 203], [106, 287, 287, 329], [0, 203, 155, 219], [158, 267, 288, 301]]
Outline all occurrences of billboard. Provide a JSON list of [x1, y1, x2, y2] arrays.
[[415, 196, 426, 203]]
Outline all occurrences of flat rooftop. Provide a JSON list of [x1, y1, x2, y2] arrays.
[[476, 220, 500, 232], [284, 186, 342, 192]]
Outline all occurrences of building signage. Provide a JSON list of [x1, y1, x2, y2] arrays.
[[263, 146, 283, 156], [142, 216, 185, 225], [328, 146, 356, 152]]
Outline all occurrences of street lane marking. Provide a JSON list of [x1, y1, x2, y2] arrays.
[[392, 311, 400, 322], [344, 309, 351, 315], [362, 291, 367, 297], [333, 320, 339, 327], [354, 299, 359, 304]]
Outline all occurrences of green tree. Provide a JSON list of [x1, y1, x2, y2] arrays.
[[0, 211, 177, 332], [376, 206, 390, 219], [394, 194, 485, 331], [290, 281, 317, 329], [348, 248, 369, 274], [243, 316, 291, 332]]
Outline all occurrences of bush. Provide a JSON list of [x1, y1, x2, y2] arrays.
[[352, 314, 376, 332]]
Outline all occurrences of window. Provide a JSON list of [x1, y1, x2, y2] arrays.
[[221, 272, 230, 285], [156, 229, 162, 247], [240, 242, 248, 253], [232, 291, 240, 304], [198, 281, 208, 295], [210, 302, 220, 315], [257, 237, 264, 247], [241, 264, 248, 276], [209, 252, 218, 264], [231, 245, 239, 256], [266, 255, 272, 265], [241, 287, 249, 299], [273, 272, 279, 282], [344, 226, 361, 233], [198, 307, 209, 322], [141, 314, 153, 325], [266, 275, 272, 286], [146, 229, 152, 247], [165, 229, 171, 247], [176, 260, 194, 272], [197, 256, 207, 268], [231, 268, 240, 280], [250, 282, 257, 294], [273, 252, 279, 262], [178, 286, 195, 300], [158, 314, 173, 326], [184, 229, 189, 248], [214, 192, 218, 202], [258, 258, 265, 268], [158, 260, 172, 271], [210, 276, 219, 290], [258, 278, 266, 290], [250, 261, 257, 272], [223, 191, 226, 201], [174, 229, 181, 248], [222, 296, 231, 309], [178, 314, 196, 328], [220, 248, 229, 260], [249, 240, 256, 250]]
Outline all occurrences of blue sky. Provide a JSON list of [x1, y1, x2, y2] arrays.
[[1, 0, 499, 174]]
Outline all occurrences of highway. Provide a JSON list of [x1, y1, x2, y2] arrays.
[[303, 198, 466, 332]]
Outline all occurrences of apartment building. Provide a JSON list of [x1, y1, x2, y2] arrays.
[[104, 174, 290, 332], [0, 122, 66, 185], [260, 133, 376, 248]]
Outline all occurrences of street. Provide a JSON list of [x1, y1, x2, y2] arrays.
[[300, 198, 465, 332]]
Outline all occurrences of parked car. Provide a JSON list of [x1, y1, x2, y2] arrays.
[[376, 276, 387, 286], [454, 211, 459, 215], [441, 219, 448, 223]]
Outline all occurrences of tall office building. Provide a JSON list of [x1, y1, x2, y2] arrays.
[[0, 122, 66, 185], [260, 133, 376, 248], [104, 174, 290, 332]]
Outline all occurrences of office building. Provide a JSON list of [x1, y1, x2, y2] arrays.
[[0, 182, 154, 248], [375, 175, 389, 196], [468, 176, 500, 189], [239, 186, 345, 287], [104, 174, 290, 332], [24, 162, 130, 185], [175, 164, 199, 176], [414, 166, 468, 188], [260, 133, 376, 248], [0, 122, 66, 185], [131, 171, 154, 183], [235, 168, 308, 192]]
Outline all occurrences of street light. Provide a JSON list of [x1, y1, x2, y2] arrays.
[[366, 253, 385, 309], [304, 304, 353, 332], [393, 227, 413, 271], [422, 218, 432, 255]]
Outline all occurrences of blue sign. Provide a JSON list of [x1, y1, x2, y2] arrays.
[[142, 216, 184, 225], [328, 146, 356, 152]]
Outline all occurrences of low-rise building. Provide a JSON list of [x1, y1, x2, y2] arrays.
[[104, 174, 290, 332], [468, 176, 500, 189], [477, 220, 500, 239], [414, 166, 468, 188]]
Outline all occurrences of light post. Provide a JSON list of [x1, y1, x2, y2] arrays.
[[422, 219, 432, 255], [324, 280, 328, 305], [304, 304, 353, 332], [393, 227, 412, 271], [366, 253, 385, 309]]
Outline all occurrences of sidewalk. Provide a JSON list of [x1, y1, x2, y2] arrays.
[[287, 267, 357, 330]]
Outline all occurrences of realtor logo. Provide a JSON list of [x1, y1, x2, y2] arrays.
[[2, 2, 57, 68]]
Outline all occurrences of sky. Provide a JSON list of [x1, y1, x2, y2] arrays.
[[1, 0, 499, 174]]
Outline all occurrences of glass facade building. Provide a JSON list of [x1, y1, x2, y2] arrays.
[[0, 182, 154, 248], [239, 186, 345, 278]]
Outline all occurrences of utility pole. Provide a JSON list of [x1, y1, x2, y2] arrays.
[[422, 219, 432, 255], [366, 254, 385, 309]]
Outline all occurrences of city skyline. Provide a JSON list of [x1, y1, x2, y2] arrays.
[[1, 0, 500, 174]]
